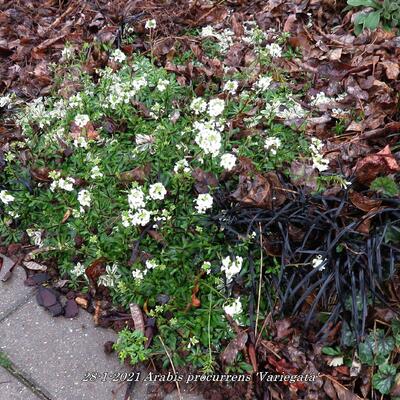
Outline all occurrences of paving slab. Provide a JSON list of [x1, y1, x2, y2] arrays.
[[0, 264, 34, 322], [0, 297, 132, 400], [0, 366, 41, 400]]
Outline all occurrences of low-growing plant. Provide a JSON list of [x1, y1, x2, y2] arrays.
[[346, 0, 400, 35], [114, 328, 152, 365]]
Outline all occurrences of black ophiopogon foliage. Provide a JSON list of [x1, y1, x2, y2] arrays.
[[209, 184, 400, 344]]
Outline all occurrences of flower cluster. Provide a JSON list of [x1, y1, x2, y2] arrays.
[[49, 171, 75, 192], [223, 80, 238, 95], [264, 137, 282, 155], [0, 190, 15, 204], [310, 138, 329, 172], [194, 193, 213, 214], [223, 297, 243, 321], [201, 26, 234, 53], [110, 49, 126, 63], [122, 182, 166, 227], [311, 255, 327, 271], [220, 153, 237, 171], [221, 255, 243, 283], [78, 189, 91, 209], [131, 259, 159, 282], [173, 159, 190, 174], [265, 43, 283, 58], [194, 120, 223, 157]]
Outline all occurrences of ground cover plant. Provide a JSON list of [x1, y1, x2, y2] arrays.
[[1, 0, 400, 399]]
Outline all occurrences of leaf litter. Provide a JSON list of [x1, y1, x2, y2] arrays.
[[1, 0, 400, 399]]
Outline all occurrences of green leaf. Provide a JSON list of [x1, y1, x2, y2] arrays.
[[359, 330, 395, 365], [359, 339, 374, 365], [347, 0, 378, 7], [322, 346, 342, 356], [372, 363, 397, 395], [392, 320, 400, 347], [364, 11, 381, 30]]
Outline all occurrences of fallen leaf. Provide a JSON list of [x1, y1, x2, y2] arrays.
[[192, 167, 218, 194], [381, 60, 399, 80], [349, 191, 382, 212], [354, 145, 400, 184], [61, 208, 72, 224], [118, 164, 151, 185], [0, 253, 17, 281], [231, 173, 286, 209], [23, 261, 47, 271], [220, 331, 248, 364], [129, 303, 145, 334]]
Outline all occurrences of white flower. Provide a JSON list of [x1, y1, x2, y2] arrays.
[[128, 187, 146, 210], [264, 137, 281, 155], [145, 259, 158, 270], [207, 98, 225, 118], [157, 79, 169, 92], [223, 80, 238, 94], [8, 210, 19, 219], [145, 19, 157, 29], [78, 190, 91, 208], [310, 138, 330, 172], [57, 177, 75, 191], [74, 114, 90, 128], [0, 190, 15, 204], [220, 153, 237, 171], [121, 211, 134, 227], [0, 94, 12, 108], [149, 182, 166, 200], [223, 297, 243, 320], [61, 46, 74, 60], [221, 256, 243, 282], [190, 97, 207, 115], [255, 76, 273, 91], [265, 43, 283, 58], [90, 166, 103, 179], [201, 26, 215, 37], [131, 209, 151, 226], [194, 193, 213, 214], [312, 255, 327, 271], [328, 356, 344, 367], [311, 92, 331, 107], [132, 269, 146, 280], [73, 137, 88, 149], [194, 120, 222, 157], [71, 262, 86, 277], [174, 159, 190, 173], [201, 261, 211, 274], [110, 49, 126, 63], [188, 336, 199, 349]]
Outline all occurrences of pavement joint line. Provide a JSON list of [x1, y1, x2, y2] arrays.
[[0, 288, 37, 324], [1, 360, 53, 400]]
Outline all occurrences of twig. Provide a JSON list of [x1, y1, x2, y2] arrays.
[[158, 336, 183, 400], [255, 223, 263, 339]]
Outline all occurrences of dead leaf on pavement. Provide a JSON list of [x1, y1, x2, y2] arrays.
[[0, 253, 17, 281]]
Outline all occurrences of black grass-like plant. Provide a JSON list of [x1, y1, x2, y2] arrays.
[[210, 184, 400, 343]]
